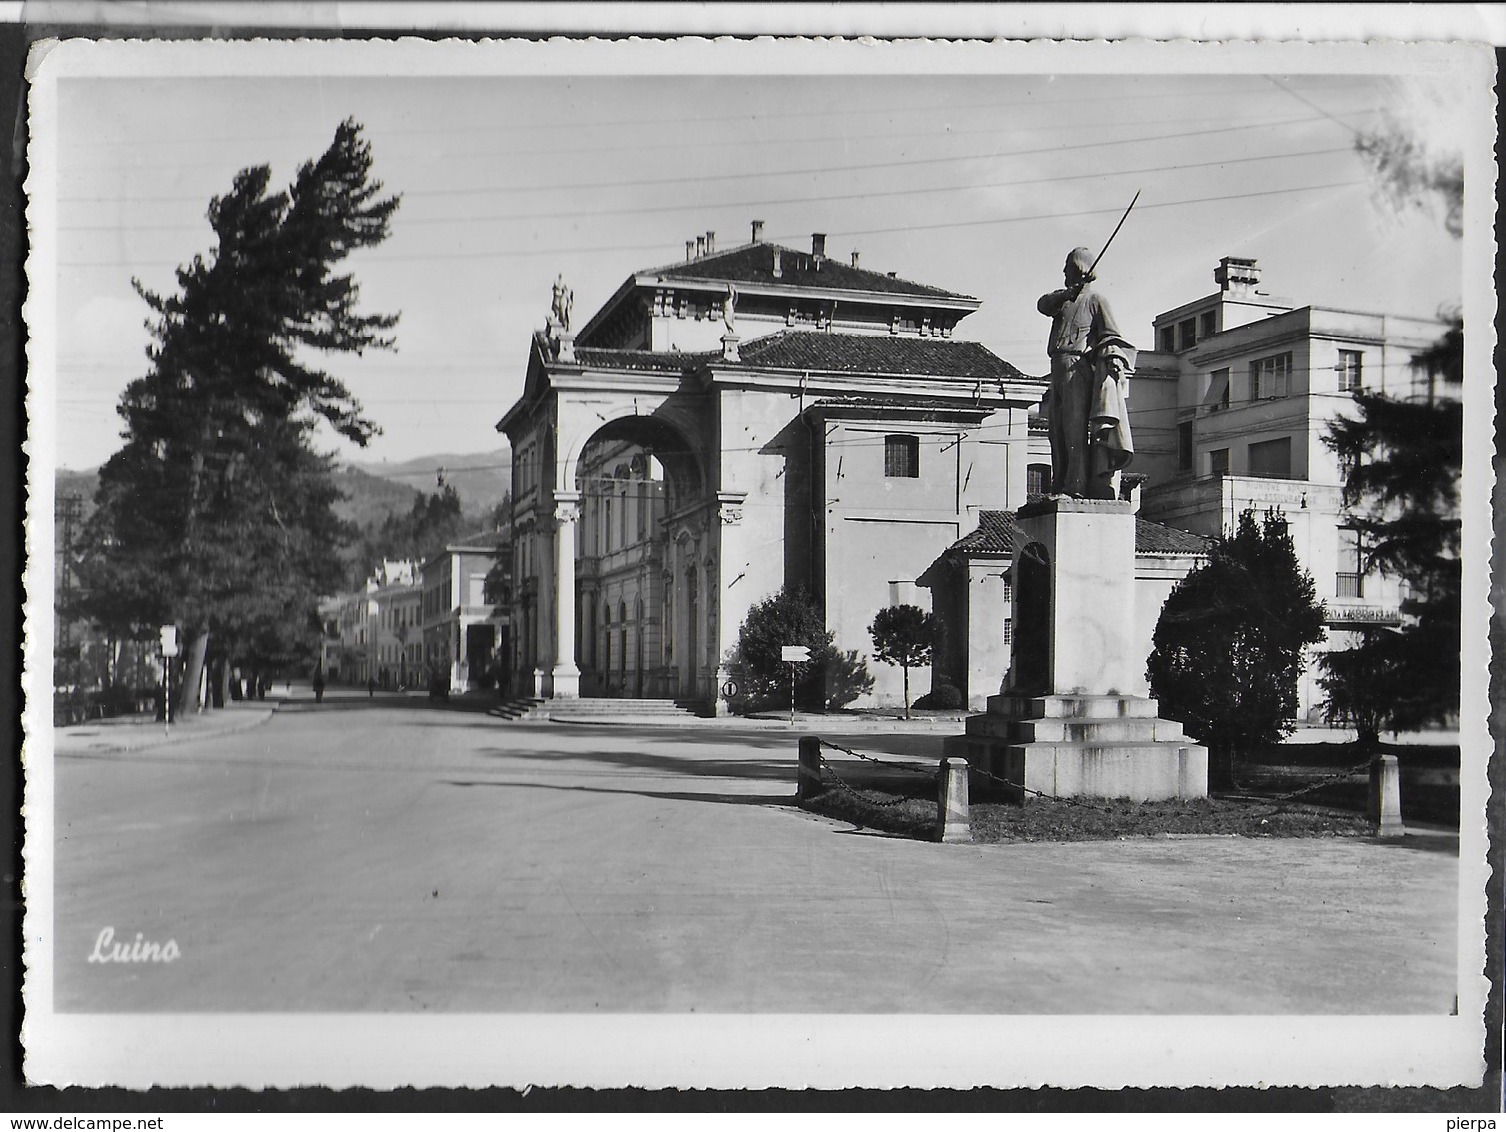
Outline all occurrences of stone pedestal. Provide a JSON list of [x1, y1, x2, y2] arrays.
[[944, 497, 1208, 803], [1369, 754, 1405, 838]]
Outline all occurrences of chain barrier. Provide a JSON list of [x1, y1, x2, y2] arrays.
[[807, 737, 1373, 819], [815, 752, 929, 809], [965, 758, 1122, 814], [1241, 757, 1375, 805], [812, 753, 937, 836], [815, 737, 936, 777]]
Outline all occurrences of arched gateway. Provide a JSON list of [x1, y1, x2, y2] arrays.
[[497, 227, 1046, 712]]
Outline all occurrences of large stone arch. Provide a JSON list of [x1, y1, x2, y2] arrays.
[[556, 401, 717, 701]]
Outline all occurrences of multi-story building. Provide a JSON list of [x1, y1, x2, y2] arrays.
[[319, 560, 423, 687], [498, 224, 1047, 709], [1130, 256, 1455, 716], [421, 534, 508, 694], [365, 559, 422, 688]]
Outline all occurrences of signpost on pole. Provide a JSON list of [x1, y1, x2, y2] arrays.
[[159, 625, 179, 736], [781, 645, 811, 725]]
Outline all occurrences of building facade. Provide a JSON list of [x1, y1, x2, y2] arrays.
[[421, 535, 508, 694], [1129, 256, 1454, 716], [498, 225, 1047, 710]]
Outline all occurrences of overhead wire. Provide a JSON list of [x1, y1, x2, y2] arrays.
[[57, 146, 1354, 233]]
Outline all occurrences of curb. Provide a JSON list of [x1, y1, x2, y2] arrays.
[[53, 701, 282, 756]]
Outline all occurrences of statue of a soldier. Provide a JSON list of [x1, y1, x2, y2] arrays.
[[1037, 247, 1137, 499]]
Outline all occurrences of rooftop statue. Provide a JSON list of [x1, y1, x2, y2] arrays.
[[551, 274, 574, 333], [1036, 246, 1136, 499], [722, 283, 738, 333]]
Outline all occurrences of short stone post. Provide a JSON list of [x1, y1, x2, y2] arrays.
[[937, 757, 972, 843], [796, 736, 822, 802], [1368, 754, 1405, 838]]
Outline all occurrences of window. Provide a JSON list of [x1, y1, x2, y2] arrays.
[[1002, 618, 1013, 645], [1337, 527, 1365, 598], [1250, 352, 1292, 400], [1337, 350, 1363, 392], [884, 434, 920, 478], [1247, 436, 1292, 479], [1199, 311, 1218, 339], [1158, 326, 1175, 352], [1026, 463, 1050, 496], [1204, 368, 1231, 413], [1208, 448, 1230, 476], [1178, 319, 1197, 351], [1177, 422, 1195, 472]]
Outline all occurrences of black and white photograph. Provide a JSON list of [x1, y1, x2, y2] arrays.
[[19, 28, 1496, 1095]]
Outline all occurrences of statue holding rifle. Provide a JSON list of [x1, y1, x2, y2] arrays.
[[1036, 197, 1139, 499]]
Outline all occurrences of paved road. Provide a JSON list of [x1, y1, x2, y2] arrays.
[[51, 696, 1459, 1014]]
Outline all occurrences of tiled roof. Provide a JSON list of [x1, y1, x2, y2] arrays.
[[949, 510, 1211, 557], [571, 345, 710, 373], [952, 510, 1020, 553], [563, 330, 1034, 384], [642, 242, 976, 302], [732, 331, 1031, 382], [1133, 517, 1213, 554]]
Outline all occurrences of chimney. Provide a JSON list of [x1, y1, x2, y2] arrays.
[[850, 250, 860, 268], [751, 219, 764, 243], [1214, 256, 1260, 294], [705, 230, 715, 255], [812, 232, 826, 258], [696, 235, 706, 258], [686, 240, 695, 263], [772, 248, 782, 278]]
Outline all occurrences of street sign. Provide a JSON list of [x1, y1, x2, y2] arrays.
[[720, 679, 739, 699], [159, 624, 179, 658], [780, 645, 811, 663]]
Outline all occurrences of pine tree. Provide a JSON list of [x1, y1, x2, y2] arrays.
[[1319, 319, 1463, 740], [1147, 509, 1328, 785], [74, 119, 399, 712]]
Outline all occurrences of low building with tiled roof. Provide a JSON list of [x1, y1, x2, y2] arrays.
[[917, 509, 1209, 710], [496, 223, 1047, 711]]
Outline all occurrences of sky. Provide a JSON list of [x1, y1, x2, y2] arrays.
[[41, 42, 1476, 481]]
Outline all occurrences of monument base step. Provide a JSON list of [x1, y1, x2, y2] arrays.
[[946, 692, 1208, 803]]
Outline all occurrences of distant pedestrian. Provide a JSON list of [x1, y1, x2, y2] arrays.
[[312, 665, 325, 704], [368, 676, 376, 699]]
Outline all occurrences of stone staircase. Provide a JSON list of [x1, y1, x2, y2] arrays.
[[491, 697, 706, 723], [943, 692, 1207, 802]]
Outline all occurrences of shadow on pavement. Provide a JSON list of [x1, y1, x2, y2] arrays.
[[472, 744, 794, 781], [440, 778, 791, 807]]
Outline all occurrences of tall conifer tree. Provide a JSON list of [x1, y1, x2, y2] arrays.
[[1319, 320, 1463, 740], [75, 120, 399, 710]]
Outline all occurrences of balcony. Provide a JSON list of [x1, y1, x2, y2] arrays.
[[1335, 572, 1364, 599]]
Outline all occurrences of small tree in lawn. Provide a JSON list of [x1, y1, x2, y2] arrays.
[[1147, 509, 1327, 788], [868, 604, 936, 719]]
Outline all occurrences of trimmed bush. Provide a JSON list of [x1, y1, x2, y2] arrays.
[[914, 683, 964, 710]]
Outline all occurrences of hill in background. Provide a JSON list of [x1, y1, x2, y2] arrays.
[[329, 464, 423, 530], [345, 448, 511, 514], [54, 451, 512, 591]]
